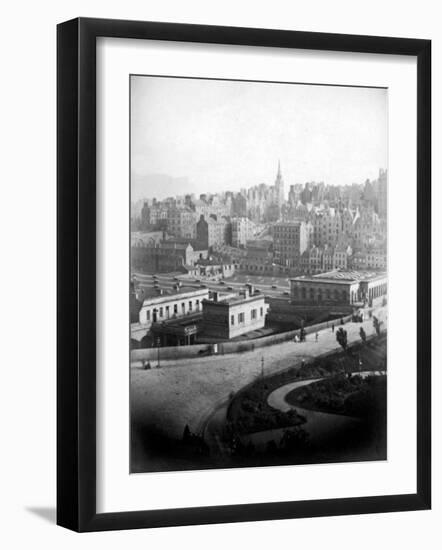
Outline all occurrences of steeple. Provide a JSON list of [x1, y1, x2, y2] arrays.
[[274, 159, 284, 206]]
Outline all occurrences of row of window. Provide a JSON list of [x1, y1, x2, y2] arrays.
[[293, 287, 349, 301], [144, 299, 201, 322], [240, 265, 270, 271], [230, 307, 263, 326]]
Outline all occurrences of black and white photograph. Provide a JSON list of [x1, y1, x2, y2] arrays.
[[0, 0, 435, 542], [130, 75, 388, 473]]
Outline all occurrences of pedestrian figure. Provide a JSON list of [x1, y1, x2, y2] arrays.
[[331, 324, 335, 333], [315, 332, 319, 342]]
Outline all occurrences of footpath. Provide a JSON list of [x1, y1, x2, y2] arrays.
[[131, 307, 387, 440]]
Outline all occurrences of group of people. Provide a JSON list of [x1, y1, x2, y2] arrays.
[[293, 327, 307, 343], [141, 359, 160, 370], [293, 327, 322, 343], [293, 320, 347, 344]]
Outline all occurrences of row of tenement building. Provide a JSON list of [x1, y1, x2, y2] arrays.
[[132, 163, 386, 240]]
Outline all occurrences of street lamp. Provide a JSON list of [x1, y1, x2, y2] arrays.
[[261, 356, 265, 403], [156, 336, 161, 368]]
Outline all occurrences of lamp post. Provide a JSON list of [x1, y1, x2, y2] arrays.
[[261, 356, 265, 403], [156, 336, 161, 368]]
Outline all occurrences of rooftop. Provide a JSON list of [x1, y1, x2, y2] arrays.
[[141, 286, 208, 306], [273, 221, 304, 227], [292, 269, 387, 284], [204, 289, 264, 306]]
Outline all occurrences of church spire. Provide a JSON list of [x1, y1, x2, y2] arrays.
[[274, 159, 284, 206]]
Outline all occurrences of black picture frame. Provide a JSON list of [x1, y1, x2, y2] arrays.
[[57, 17, 431, 532]]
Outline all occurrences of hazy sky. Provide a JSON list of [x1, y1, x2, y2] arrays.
[[131, 76, 387, 200]]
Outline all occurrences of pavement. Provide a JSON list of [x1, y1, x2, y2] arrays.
[[131, 306, 387, 440]]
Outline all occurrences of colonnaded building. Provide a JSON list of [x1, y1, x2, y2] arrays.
[[290, 270, 387, 308]]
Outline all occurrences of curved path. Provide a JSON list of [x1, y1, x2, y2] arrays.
[[267, 371, 385, 444], [267, 378, 360, 443]]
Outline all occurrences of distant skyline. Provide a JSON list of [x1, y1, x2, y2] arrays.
[[131, 76, 388, 201]]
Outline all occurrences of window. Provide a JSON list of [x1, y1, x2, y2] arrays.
[[251, 309, 257, 320], [231, 315, 234, 326], [146, 310, 151, 321], [189, 301, 192, 311], [196, 299, 200, 310], [159, 307, 163, 317], [181, 303, 185, 314], [174, 304, 178, 314], [238, 312, 245, 324], [166, 306, 170, 318]]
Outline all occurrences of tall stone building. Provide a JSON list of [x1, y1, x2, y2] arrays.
[[309, 208, 343, 247], [196, 214, 231, 250], [167, 207, 197, 239], [273, 221, 309, 268], [232, 192, 248, 217], [231, 217, 256, 247]]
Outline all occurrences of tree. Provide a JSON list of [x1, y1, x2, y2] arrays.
[[373, 316, 381, 336], [183, 424, 191, 442], [336, 327, 348, 351]]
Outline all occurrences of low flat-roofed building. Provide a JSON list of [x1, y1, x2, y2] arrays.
[[196, 258, 236, 278], [151, 314, 201, 346], [138, 286, 209, 327], [131, 238, 208, 273], [202, 286, 269, 340], [290, 270, 387, 307]]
